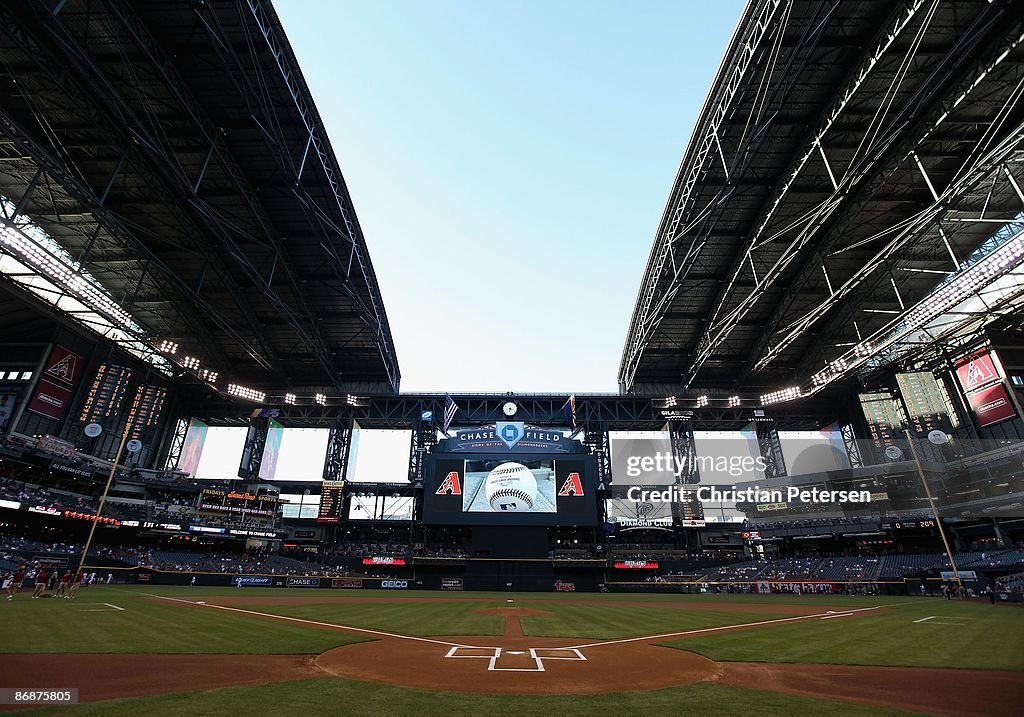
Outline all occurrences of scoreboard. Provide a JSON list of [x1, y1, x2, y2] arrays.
[[317, 480, 345, 523], [896, 372, 951, 437], [858, 391, 903, 458], [423, 453, 597, 526], [78, 364, 132, 424]]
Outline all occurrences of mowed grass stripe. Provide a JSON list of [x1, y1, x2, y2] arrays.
[[240, 601, 504, 637], [1, 588, 366, 654], [516, 603, 807, 640], [665, 599, 1024, 670], [225, 598, 815, 641], [17, 677, 928, 717]]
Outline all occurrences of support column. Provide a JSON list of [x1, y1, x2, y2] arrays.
[[667, 419, 704, 534], [408, 420, 437, 486], [840, 422, 864, 468], [237, 417, 269, 481], [754, 418, 787, 479], [161, 416, 189, 472], [322, 418, 354, 482], [993, 518, 1007, 548], [583, 423, 611, 491]]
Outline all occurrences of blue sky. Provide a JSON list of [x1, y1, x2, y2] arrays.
[[276, 0, 745, 393]]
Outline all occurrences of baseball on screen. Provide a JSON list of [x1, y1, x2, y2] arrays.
[[463, 459, 556, 513]]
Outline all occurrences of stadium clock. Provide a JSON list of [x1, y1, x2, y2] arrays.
[[502, 401, 518, 417]]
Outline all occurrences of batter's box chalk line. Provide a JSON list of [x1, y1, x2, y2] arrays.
[[444, 645, 587, 672]]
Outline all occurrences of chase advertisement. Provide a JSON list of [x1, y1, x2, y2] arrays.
[[436, 423, 578, 454]]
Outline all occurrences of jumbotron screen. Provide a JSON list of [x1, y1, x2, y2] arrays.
[[423, 453, 596, 525]]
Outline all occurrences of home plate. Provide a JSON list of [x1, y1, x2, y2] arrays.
[[507, 651, 525, 655]]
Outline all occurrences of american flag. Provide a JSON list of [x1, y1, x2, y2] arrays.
[[442, 394, 459, 433], [562, 394, 577, 430]]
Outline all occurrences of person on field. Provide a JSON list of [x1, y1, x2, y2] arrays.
[[55, 569, 72, 598], [8, 566, 25, 600], [68, 571, 83, 599], [1, 571, 12, 599], [32, 567, 49, 598]]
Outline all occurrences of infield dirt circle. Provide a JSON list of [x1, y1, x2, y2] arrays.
[[315, 606, 720, 694]]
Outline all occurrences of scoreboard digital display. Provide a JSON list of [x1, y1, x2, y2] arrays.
[[78, 364, 132, 424], [317, 481, 345, 523], [896, 372, 951, 437], [423, 453, 596, 526], [858, 391, 903, 458]]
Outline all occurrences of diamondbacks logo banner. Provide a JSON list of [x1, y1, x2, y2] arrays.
[[558, 472, 584, 496], [28, 345, 84, 422], [44, 345, 84, 386], [435, 470, 462, 495], [956, 350, 999, 392], [553, 459, 588, 514]]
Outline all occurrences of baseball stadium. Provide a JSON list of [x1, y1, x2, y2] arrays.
[[1, 1, 1024, 715]]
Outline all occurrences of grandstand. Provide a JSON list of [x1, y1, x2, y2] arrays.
[[0, 0, 1018, 602]]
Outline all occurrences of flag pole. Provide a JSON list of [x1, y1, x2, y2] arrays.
[[904, 429, 963, 593], [78, 413, 134, 578]]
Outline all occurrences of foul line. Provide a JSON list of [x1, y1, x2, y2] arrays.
[[71, 602, 126, 612], [914, 615, 972, 625], [559, 605, 886, 649], [147, 594, 475, 648]]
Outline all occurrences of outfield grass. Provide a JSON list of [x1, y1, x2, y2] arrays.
[[665, 597, 1024, 670], [241, 601, 504, 636], [247, 599, 805, 640], [516, 602, 804, 639], [18, 677, 927, 717]]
